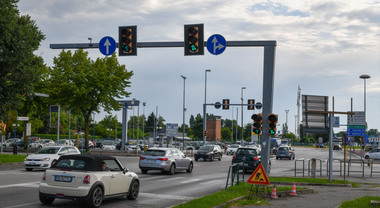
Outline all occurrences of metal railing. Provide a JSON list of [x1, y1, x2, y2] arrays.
[[226, 163, 245, 189], [307, 158, 323, 177], [348, 159, 365, 177], [370, 159, 380, 177], [294, 159, 305, 177], [326, 159, 343, 177]]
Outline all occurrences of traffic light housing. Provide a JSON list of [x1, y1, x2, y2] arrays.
[[203, 130, 207, 137], [268, 113, 278, 135], [184, 24, 204, 56], [222, 99, 230, 110], [119, 26, 137, 56], [252, 113, 262, 135], [247, 99, 255, 110]]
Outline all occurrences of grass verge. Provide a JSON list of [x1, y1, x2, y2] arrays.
[[339, 196, 380, 208], [0, 154, 27, 163], [269, 177, 359, 187]]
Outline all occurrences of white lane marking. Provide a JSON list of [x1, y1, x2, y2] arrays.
[[157, 177, 185, 182], [178, 178, 201, 184], [0, 181, 40, 189], [0, 171, 42, 176], [140, 192, 195, 200], [4, 202, 40, 208], [200, 179, 225, 185]]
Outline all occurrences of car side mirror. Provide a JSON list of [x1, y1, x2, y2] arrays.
[[123, 167, 129, 174]]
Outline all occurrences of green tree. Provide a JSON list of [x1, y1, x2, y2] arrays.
[[0, 0, 45, 121], [221, 127, 232, 142], [45, 50, 133, 151]]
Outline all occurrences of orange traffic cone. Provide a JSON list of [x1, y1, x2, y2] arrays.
[[290, 182, 297, 196], [271, 185, 278, 198]]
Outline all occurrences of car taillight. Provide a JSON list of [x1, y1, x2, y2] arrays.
[[288, 151, 291, 153], [158, 158, 168, 161], [140, 157, 145, 160], [83, 175, 90, 184], [254, 157, 258, 161], [232, 155, 236, 160], [42, 172, 46, 181]]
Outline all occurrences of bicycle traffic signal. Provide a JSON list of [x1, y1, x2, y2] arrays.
[[222, 99, 230, 110], [268, 113, 278, 135], [251, 113, 262, 135], [247, 99, 255, 110], [119, 26, 137, 56], [184, 24, 204, 56]]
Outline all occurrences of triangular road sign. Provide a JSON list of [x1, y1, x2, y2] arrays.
[[247, 163, 270, 185]]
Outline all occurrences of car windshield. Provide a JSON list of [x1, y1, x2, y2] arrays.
[[236, 148, 257, 155], [58, 140, 68, 144], [278, 147, 288, 151], [230, 145, 240, 148], [199, 146, 213, 151], [36, 147, 60, 154], [144, 150, 166, 156], [103, 141, 115, 145]]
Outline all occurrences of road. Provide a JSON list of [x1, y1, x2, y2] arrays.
[[0, 147, 375, 208]]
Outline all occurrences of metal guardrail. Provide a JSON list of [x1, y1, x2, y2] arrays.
[[326, 159, 343, 177], [226, 163, 245, 189], [348, 159, 365, 177], [307, 158, 323, 177], [295, 159, 305, 177], [370, 159, 380, 177]]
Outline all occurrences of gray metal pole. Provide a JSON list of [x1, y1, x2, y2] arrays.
[[203, 69, 211, 145], [241, 87, 246, 145], [181, 75, 186, 150], [329, 112, 333, 182]]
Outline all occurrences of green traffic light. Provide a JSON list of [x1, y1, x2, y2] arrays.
[[269, 129, 276, 135], [254, 129, 261, 134], [189, 44, 198, 52]]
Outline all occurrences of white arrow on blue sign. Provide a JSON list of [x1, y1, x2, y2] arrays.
[[206, 34, 226, 55], [99, 36, 116, 56]]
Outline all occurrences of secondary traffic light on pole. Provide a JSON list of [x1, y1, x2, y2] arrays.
[[247, 99, 255, 110], [184, 24, 204, 56], [119, 26, 137, 56], [222, 99, 230, 110], [252, 113, 262, 135], [268, 113, 278, 135]]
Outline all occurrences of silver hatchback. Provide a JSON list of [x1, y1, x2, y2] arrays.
[[139, 147, 193, 175]]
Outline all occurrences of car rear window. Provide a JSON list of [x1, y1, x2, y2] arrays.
[[144, 150, 166, 156], [55, 159, 86, 170], [236, 148, 257, 155], [278, 147, 288, 151]]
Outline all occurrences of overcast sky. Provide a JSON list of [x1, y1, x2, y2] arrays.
[[17, 0, 380, 136]]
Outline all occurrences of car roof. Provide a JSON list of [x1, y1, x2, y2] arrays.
[[52, 154, 117, 171]]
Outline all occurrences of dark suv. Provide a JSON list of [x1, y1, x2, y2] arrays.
[[194, 145, 222, 161], [232, 147, 270, 173]]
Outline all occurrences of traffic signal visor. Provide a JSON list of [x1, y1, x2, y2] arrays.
[[252, 114, 262, 135], [268, 114, 278, 135]]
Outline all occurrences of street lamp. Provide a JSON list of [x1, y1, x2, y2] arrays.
[[181, 75, 187, 150], [241, 87, 246, 144], [142, 102, 146, 149], [285, 110, 289, 135], [203, 69, 211, 145], [359, 74, 370, 123]]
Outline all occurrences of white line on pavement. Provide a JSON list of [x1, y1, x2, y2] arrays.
[[0, 181, 40, 189], [140, 192, 195, 200]]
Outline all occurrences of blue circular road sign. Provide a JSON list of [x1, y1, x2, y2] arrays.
[[207, 34, 226, 55], [99, 36, 116, 56]]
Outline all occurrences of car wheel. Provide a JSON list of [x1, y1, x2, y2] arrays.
[[26, 168, 33, 171], [39, 193, 55, 205], [218, 154, 222, 161], [195, 157, 198, 161], [186, 162, 193, 173], [87, 186, 103, 208], [38, 145, 42, 149], [210, 155, 214, 162], [168, 164, 175, 175], [289, 157, 292, 160], [276, 157, 278, 160], [365, 155, 370, 159], [127, 180, 139, 200], [141, 169, 148, 174]]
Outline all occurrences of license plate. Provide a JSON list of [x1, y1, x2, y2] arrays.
[[147, 159, 155, 163], [29, 162, 35, 165], [54, 176, 72, 182]]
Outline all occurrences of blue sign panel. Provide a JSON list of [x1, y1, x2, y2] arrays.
[[347, 128, 366, 136], [99, 36, 116, 56], [206, 34, 226, 55]]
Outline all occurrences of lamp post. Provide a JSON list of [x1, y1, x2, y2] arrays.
[[143, 102, 146, 149], [241, 87, 246, 144], [285, 110, 289, 135], [203, 69, 211, 145], [181, 75, 187, 150], [359, 74, 370, 123]]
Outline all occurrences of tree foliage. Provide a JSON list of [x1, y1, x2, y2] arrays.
[[45, 50, 133, 151], [0, 0, 45, 121]]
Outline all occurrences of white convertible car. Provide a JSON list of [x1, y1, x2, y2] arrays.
[[39, 154, 139, 208]]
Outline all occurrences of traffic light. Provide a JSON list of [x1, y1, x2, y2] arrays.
[[247, 99, 255, 110], [119, 26, 137, 56], [184, 24, 204, 56], [203, 130, 207, 137], [268, 113, 278, 135], [252, 113, 262, 135], [222, 99, 230, 110]]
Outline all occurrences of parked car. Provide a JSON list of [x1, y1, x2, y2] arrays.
[[24, 146, 81, 171], [39, 154, 139, 207], [95, 139, 105, 148], [15, 139, 35, 148], [29, 139, 56, 149], [139, 147, 193, 175], [73, 138, 95, 149], [232, 147, 270, 173], [333, 144, 342, 151], [364, 148, 380, 159], [226, 144, 241, 155], [194, 145, 223, 161], [2, 138, 19, 147], [102, 140, 116, 150], [57, 139, 74, 146], [276, 146, 295, 160]]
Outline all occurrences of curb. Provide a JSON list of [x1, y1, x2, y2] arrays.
[[0, 162, 23, 166], [271, 181, 352, 187]]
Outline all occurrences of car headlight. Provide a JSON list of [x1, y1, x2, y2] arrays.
[[43, 158, 50, 161], [206, 152, 212, 155]]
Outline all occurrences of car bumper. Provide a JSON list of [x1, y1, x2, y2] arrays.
[[39, 182, 90, 198], [24, 161, 51, 169], [139, 161, 171, 171], [194, 154, 212, 159]]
